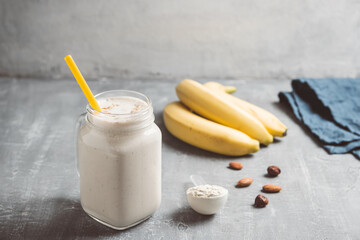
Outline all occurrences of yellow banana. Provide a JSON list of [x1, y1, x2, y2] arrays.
[[176, 79, 273, 145], [204, 81, 287, 137], [224, 85, 237, 93], [163, 102, 260, 156]]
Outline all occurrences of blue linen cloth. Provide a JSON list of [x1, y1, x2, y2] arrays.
[[279, 78, 360, 159]]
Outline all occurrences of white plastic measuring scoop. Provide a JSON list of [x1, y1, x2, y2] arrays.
[[190, 174, 206, 186], [186, 175, 228, 215]]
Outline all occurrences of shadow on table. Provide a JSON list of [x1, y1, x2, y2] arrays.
[[168, 207, 215, 229], [273, 101, 324, 149], [155, 111, 256, 160], [7, 197, 140, 239]]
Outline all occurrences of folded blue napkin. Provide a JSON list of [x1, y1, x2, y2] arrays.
[[279, 78, 360, 159]]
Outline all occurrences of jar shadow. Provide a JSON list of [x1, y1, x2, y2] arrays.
[[3, 197, 132, 239]]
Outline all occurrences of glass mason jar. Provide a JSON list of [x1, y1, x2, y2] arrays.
[[76, 90, 162, 230]]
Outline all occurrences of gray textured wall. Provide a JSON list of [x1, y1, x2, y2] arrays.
[[1, 0, 360, 80]]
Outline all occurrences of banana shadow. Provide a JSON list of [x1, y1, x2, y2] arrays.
[[154, 111, 256, 160]]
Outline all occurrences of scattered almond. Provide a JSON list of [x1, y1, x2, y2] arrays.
[[254, 194, 269, 208], [262, 184, 282, 193], [236, 177, 253, 188], [267, 165, 281, 177], [229, 162, 243, 170]]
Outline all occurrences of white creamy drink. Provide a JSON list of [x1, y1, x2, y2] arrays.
[[77, 90, 162, 230]]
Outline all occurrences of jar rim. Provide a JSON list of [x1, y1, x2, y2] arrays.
[[86, 90, 152, 118]]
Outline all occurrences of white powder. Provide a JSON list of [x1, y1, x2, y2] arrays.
[[186, 184, 227, 198]]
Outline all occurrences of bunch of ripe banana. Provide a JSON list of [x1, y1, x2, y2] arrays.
[[163, 79, 287, 156]]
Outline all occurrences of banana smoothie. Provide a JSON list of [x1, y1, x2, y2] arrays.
[[76, 90, 162, 230]]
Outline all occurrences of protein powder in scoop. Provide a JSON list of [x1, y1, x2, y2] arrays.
[[186, 185, 228, 215]]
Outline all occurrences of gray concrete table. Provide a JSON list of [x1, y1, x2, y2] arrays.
[[0, 78, 359, 240]]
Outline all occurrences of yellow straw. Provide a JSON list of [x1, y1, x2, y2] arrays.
[[64, 55, 102, 112]]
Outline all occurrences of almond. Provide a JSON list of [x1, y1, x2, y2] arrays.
[[229, 162, 243, 170], [254, 194, 269, 208], [267, 166, 281, 177], [262, 184, 282, 193], [236, 177, 253, 188]]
